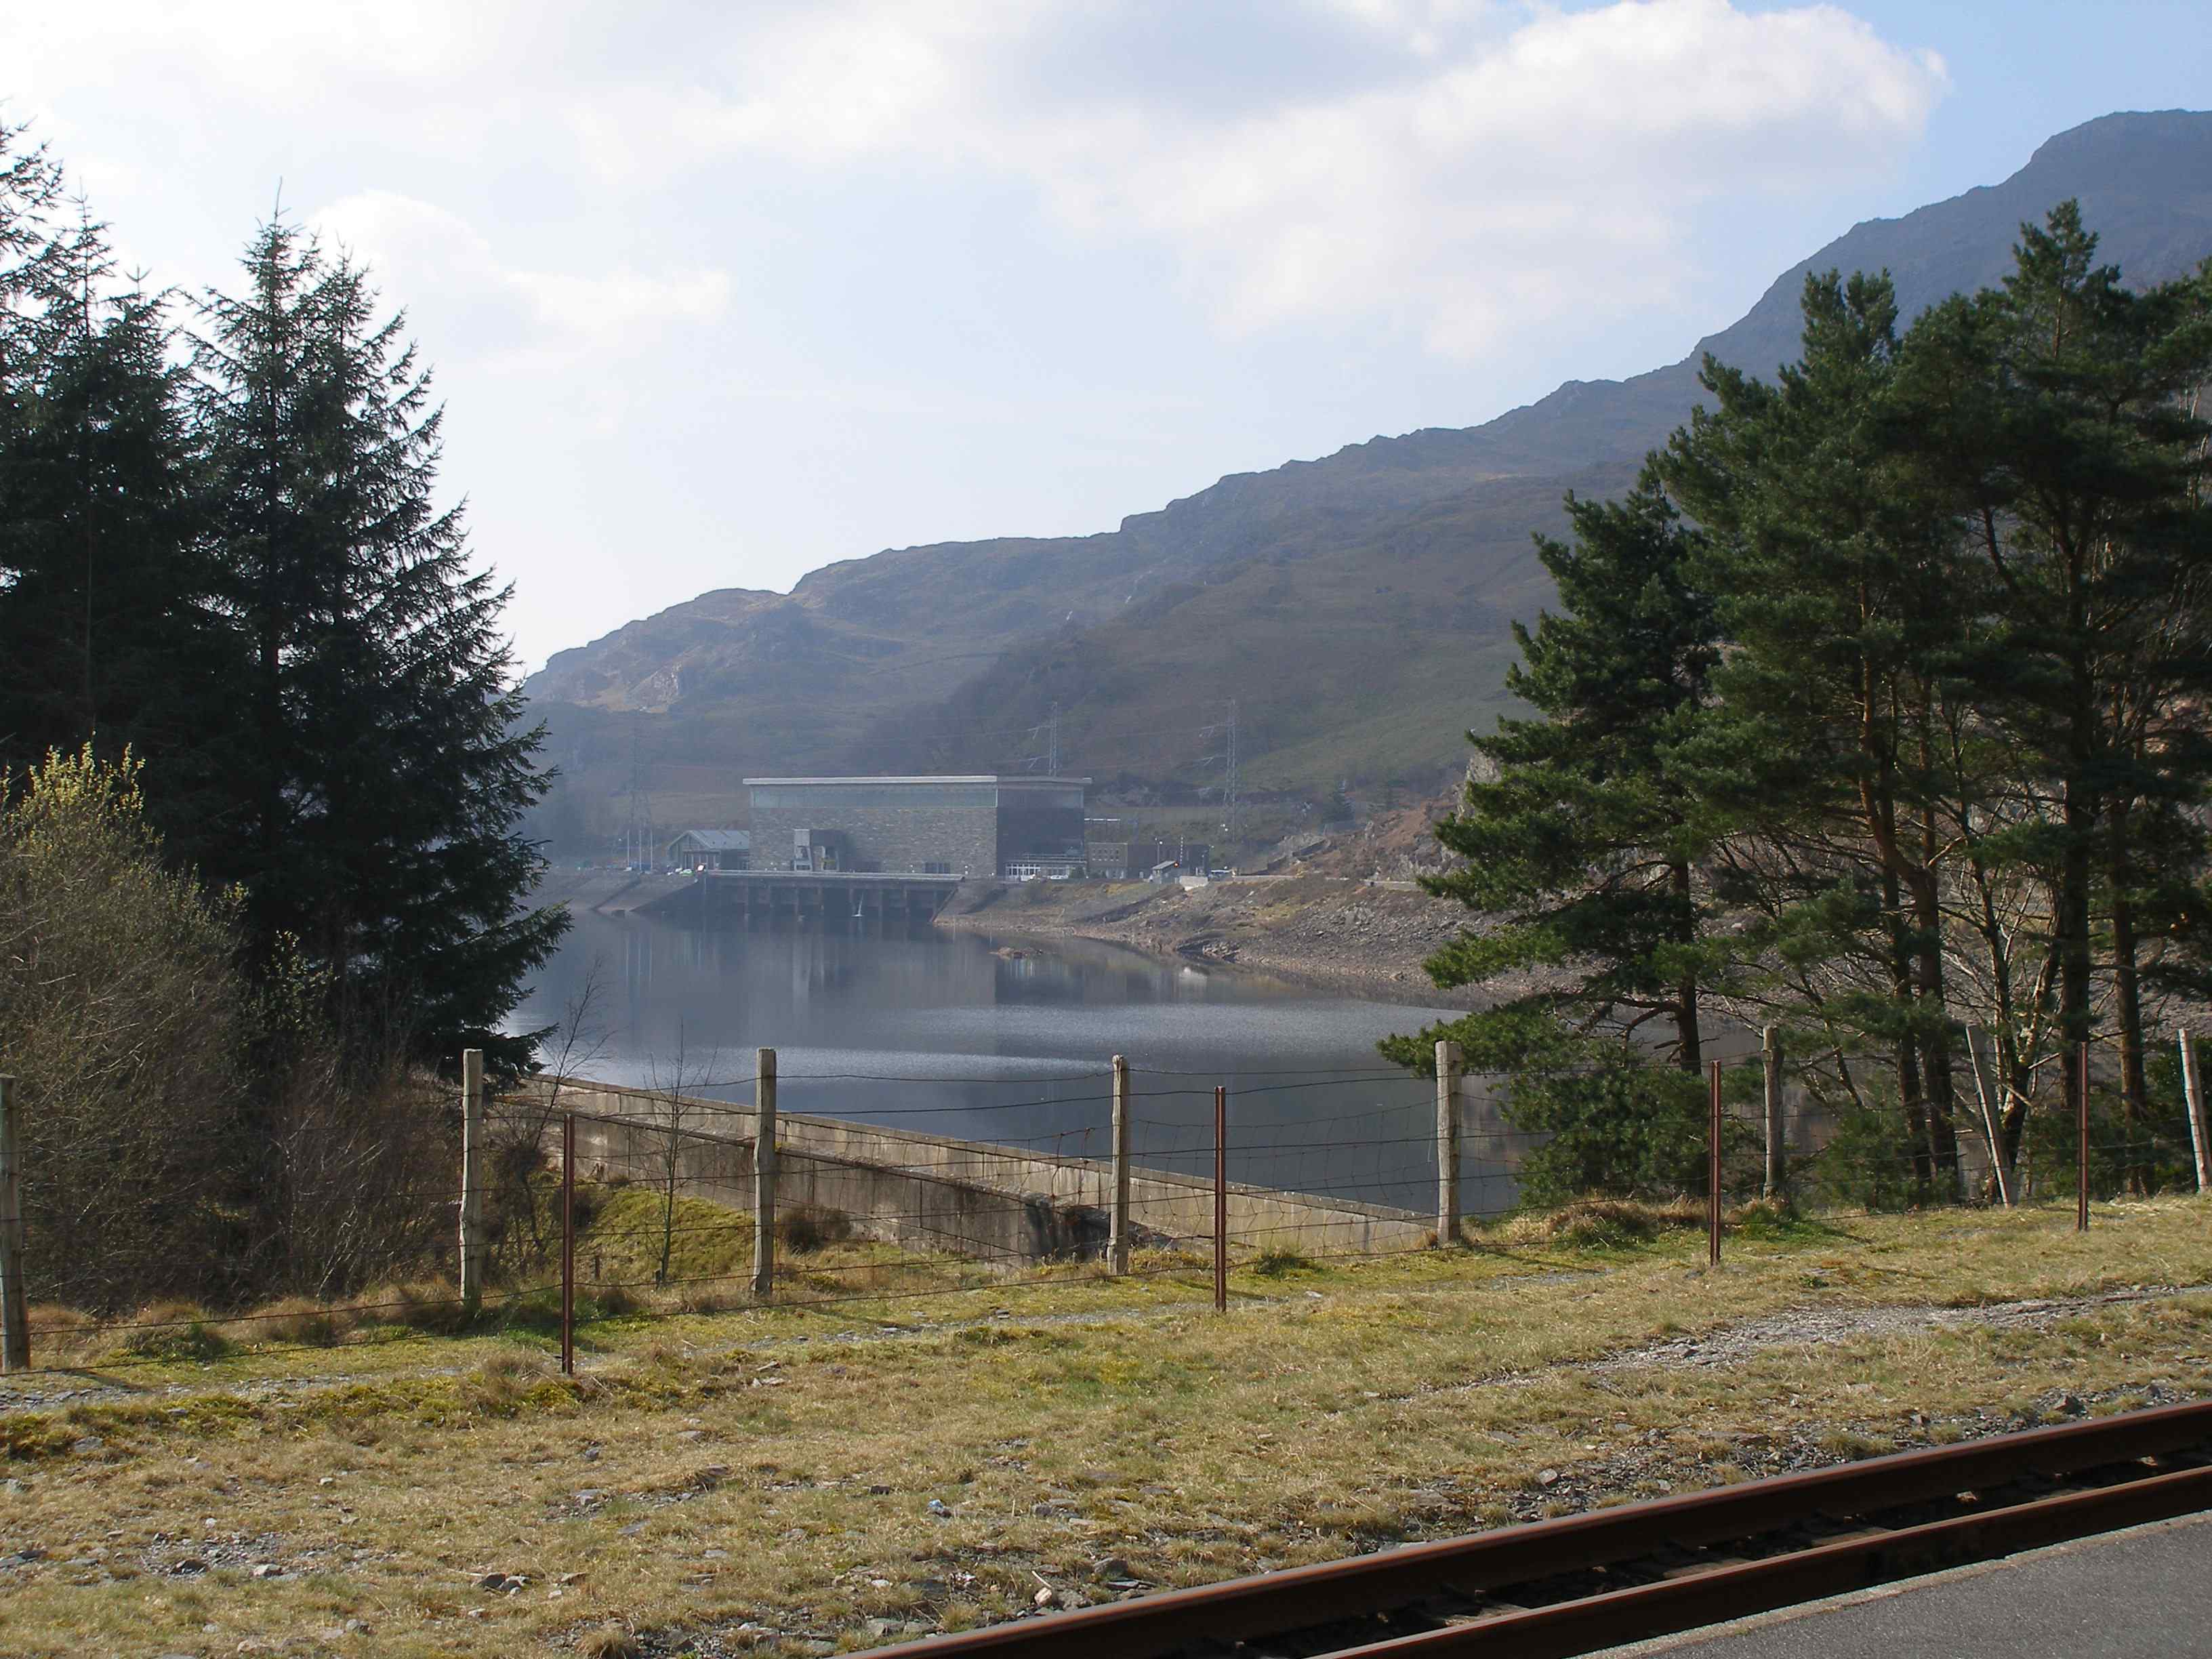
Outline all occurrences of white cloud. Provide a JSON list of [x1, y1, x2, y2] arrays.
[[600, 0, 1946, 357], [1, 0, 1958, 671], [310, 191, 730, 359], [13, 0, 1945, 364]]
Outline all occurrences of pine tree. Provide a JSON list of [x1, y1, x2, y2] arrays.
[[1902, 206, 2212, 1153], [1661, 270, 1979, 1188], [1382, 470, 1727, 1197], [192, 220, 567, 1069]]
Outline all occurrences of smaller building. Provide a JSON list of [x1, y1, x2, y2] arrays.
[[666, 829, 752, 872], [745, 775, 1088, 878], [1084, 840, 1130, 880]]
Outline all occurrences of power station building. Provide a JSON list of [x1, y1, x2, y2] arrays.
[[744, 776, 1090, 879]]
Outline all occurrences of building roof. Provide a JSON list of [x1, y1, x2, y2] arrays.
[[668, 829, 752, 850], [743, 775, 1090, 787]]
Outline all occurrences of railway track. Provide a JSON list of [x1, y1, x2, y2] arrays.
[[871, 1398, 2212, 1659]]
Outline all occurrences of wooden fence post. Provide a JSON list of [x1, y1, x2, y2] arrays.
[[560, 1111, 575, 1378], [1761, 1026, 1785, 1202], [1109, 1054, 1132, 1275], [1707, 1059, 1723, 1268], [1213, 1084, 1227, 1315], [752, 1048, 777, 1300], [1435, 1040, 1461, 1246], [2181, 1031, 2211, 1195], [459, 1048, 485, 1313], [0, 1076, 28, 1372]]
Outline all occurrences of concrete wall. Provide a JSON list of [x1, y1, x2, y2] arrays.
[[533, 1079, 1433, 1267], [750, 798, 998, 876]]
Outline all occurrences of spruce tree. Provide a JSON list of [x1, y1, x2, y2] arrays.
[[193, 220, 567, 1069], [1382, 470, 1727, 1198], [0, 219, 236, 865]]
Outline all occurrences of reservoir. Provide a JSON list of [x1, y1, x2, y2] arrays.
[[508, 909, 1504, 1216]]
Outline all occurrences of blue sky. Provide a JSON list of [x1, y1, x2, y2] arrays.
[[9, 2, 2207, 671]]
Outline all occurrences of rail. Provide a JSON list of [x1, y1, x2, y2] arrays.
[[867, 1398, 2212, 1658]]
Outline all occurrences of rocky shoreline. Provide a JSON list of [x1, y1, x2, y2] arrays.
[[934, 874, 1478, 1010], [529, 863, 1481, 1012]]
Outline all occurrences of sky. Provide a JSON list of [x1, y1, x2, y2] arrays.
[[7, 1, 2209, 673]]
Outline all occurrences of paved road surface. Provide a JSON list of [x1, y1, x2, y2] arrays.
[[1600, 1511, 2212, 1658]]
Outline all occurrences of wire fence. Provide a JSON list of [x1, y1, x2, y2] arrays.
[[3, 1033, 2209, 1376]]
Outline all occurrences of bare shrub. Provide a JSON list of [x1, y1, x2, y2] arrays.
[[255, 1044, 457, 1301], [0, 748, 243, 1311]]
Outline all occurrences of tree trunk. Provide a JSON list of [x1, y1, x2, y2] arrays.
[[2108, 846, 2149, 1193], [2055, 555, 2097, 1182], [1884, 864, 1931, 1187], [1908, 865, 1962, 1190], [1671, 858, 1703, 1072], [2056, 784, 2096, 1180]]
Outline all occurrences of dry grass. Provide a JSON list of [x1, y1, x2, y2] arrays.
[[108, 1299, 233, 1363], [0, 1198, 2207, 1658], [239, 1294, 352, 1347], [1490, 1196, 1706, 1249]]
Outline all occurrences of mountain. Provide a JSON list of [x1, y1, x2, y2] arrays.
[[525, 110, 2212, 846]]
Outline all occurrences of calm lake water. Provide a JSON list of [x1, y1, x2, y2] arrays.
[[507, 910, 1517, 1215]]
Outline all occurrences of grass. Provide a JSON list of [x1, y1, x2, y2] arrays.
[[0, 1197, 2207, 1658]]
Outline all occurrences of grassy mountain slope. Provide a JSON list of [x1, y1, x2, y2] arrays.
[[524, 111, 2212, 845]]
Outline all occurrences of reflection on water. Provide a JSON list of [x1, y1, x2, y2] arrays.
[[509, 911, 1525, 1214]]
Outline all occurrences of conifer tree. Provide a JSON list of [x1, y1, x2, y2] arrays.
[[1661, 271, 1977, 1187], [1901, 206, 2212, 1147], [1382, 470, 1727, 1197], [0, 220, 235, 865], [193, 220, 567, 1069], [0, 130, 235, 869]]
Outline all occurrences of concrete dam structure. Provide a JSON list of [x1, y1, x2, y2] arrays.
[[532, 1078, 1435, 1267]]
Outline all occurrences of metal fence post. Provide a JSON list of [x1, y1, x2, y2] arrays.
[[1761, 1027, 1786, 1201], [1213, 1084, 1227, 1314], [1708, 1059, 1723, 1267], [560, 1111, 576, 1377], [1109, 1054, 1132, 1275], [2076, 1039, 2091, 1233], [0, 1076, 28, 1372], [752, 1048, 777, 1300], [2181, 1031, 2211, 1194], [1435, 1040, 1461, 1246], [459, 1048, 485, 1313]]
